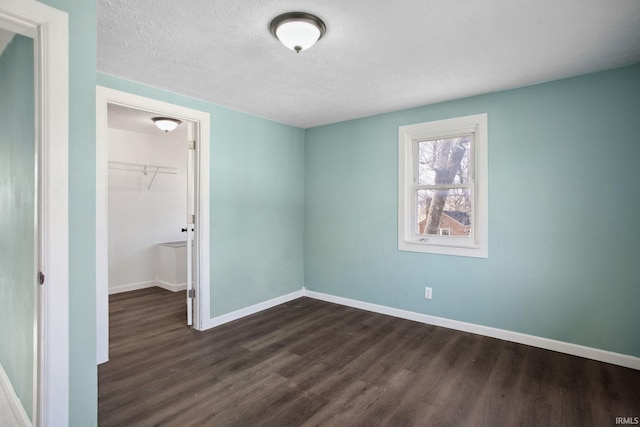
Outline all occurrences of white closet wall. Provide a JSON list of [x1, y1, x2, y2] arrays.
[[107, 127, 187, 293]]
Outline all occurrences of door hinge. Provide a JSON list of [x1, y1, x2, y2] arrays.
[[39, 272, 45, 285], [188, 140, 196, 150], [188, 289, 195, 298]]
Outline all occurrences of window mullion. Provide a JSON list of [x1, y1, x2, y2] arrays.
[[415, 184, 472, 191]]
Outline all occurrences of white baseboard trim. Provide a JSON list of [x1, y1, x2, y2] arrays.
[[303, 290, 640, 371], [202, 290, 305, 330], [197, 287, 639, 370], [108, 280, 187, 295], [0, 364, 31, 427], [156, 280, 188, 293], [108, 280, 156, 295]]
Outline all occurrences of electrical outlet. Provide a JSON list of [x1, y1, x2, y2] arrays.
[[424, 287, 432, 300]]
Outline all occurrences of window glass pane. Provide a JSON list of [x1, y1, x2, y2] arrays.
[[416, 189, 471, 236], [417, 136, 471, 186]]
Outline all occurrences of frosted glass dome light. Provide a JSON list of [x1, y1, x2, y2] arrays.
[[270, 12, 326, 54], [152, 117, 182, 132]]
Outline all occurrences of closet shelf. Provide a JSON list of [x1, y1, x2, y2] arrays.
[[108, 161, 177, 189]]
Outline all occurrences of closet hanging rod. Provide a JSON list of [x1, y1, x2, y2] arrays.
[[108, 161, 177, 175]]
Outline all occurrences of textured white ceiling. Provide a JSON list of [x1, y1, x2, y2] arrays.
[[107, 103, 188, 138], [98, 0, 640, 129]]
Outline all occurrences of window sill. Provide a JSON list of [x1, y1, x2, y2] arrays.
[[398, 239, 488, 258]]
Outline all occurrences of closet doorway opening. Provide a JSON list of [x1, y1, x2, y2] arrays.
[[96, 87, 210, 364]]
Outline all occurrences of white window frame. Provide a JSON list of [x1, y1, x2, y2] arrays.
[[398, 113, 488, 258], [438, 228, 451, 236]]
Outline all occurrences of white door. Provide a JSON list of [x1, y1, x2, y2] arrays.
[[186, 122, 196, 325]]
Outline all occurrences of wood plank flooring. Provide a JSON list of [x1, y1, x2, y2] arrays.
[[98, 287, 640, 426]]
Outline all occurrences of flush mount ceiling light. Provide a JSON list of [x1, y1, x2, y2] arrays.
[[152, 117, 182, 132], [270, 12, 326, 53]]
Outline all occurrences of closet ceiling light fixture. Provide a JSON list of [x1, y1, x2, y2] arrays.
[[270, 12, 326, 53], [152, 117, 181, 132]]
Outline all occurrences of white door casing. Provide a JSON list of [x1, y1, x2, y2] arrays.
[[0, 1, 69, 426], [96, 86, 211, 364]]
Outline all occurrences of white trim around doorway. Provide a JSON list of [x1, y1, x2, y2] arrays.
[[96, 86, 211, 364], [0, 1, 69, 426]]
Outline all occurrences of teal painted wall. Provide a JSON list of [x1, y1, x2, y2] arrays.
[[39, 0, 98, 425], [0, 34, 35, 422], [305, 63, 640, 358], [7, 1, 637, 423], [96, 74, 306, 316]]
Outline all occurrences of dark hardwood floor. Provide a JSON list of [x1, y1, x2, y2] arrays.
[[99, 287, 640, 426]]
